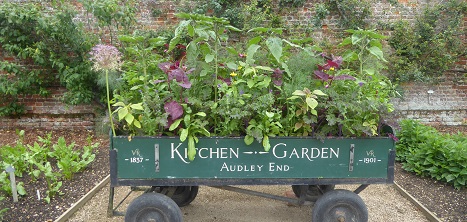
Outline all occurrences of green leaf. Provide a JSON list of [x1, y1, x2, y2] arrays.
[[248, 27, 270, 33], [244, 135, 254, 145], [343, 50, 359, 62], [306, 97, 318, 109], [194, 112, 206, 117], [294, 122, 303, 131], [200, 69, 208, 77], [148, 37, 167, 47], [248, 36, 262, 46], [17, 183, 26, 195], [265, 111, 274, 118], [118, 35, 137, 43], [130, 103, 144, 110], [200, 128, 211, 137], [339, 37, 352, 46], [113, 102, 126, 107], [246, 44, 260, 65], [226, 62, 237, 70], [281, 62, 291, 78], [117, 107, 129, 121], [445, 174, 456, 182], [282, 39, 303, 49], [368, 46, 387, 62], [226, 47, 238, 55], [169, 119, 183, 131], [247, 79, 255, 88], [255, 66, 274, 72], [124, 113, 134, 124], [180, 128, 188, 141], [205, 54, 214, 63], [187, 24, 194, 37], [351, 34, 363, 45], [313, 90, 326, 96], [292, 90, 306, 96], [186, 42, 198, 63], [263, 135, 270, 152], [226, 25, 241, 32], [169, 20, 191, 51], [288, 95, 300, 100], [188, 136, 196, 161], [266, 37, 283, 63], [125, 119, 138, 132]]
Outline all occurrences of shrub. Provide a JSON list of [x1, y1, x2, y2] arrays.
[[396, 119, 467, 189], [0, 3, 98, 116], [388, 0, 467, 82]]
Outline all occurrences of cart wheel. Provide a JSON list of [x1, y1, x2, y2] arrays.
[[171, 186, 199, 207], [125, 192, 182, 222], [150, 186, 199, 207], [312, 189, 368, 222], [292, 185, 335, 200]]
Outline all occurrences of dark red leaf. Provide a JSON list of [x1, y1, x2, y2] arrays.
[[314, 70, 330, 81], [164, 101, 183, 120]]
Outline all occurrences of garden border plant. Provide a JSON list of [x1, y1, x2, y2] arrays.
[[396, 119, 466, 190], [0, 130, 99, 204]]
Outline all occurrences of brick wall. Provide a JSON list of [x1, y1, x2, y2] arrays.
[[0, 87, 100, 130], [1, 0, 466, 130], [391, 72, 467, 126]]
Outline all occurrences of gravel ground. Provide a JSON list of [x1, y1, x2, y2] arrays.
[[67, 184, 429, 222]]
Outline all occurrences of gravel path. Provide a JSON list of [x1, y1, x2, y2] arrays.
[[66, 183, 429, 222]]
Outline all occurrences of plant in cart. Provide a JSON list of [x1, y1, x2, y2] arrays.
[[104, 14, 397, 162]]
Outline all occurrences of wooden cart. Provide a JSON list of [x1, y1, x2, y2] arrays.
[[108, 135, 395, 222]]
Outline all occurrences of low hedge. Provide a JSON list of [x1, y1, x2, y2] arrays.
[[396, 119, 466, 189]]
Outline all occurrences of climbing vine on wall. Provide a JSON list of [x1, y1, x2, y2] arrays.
[[388, 0, 467, 82], [0, 3, 98, 116]]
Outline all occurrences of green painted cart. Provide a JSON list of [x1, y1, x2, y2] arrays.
[[108, 135, 395, 222]]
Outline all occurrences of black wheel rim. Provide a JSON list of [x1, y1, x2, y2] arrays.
[[323, 202, 362, 222]]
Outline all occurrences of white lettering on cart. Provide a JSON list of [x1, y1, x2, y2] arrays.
[[171, 143, 240, 163], [220, 162, 264, 172], [272, 143, 339, 161], [269, 162, 290, 172], [198, 147, 239, 159], [171, 143, 189, 164]]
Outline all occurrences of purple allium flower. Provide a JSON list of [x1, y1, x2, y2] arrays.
[[89, 44, 123, 71], [359, 82, 364, 87]]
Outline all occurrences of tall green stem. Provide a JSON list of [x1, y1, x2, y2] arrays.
[[214, 22, 219, 102], [106, 70, 116, 136]]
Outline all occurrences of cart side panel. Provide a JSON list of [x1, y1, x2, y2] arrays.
[[111, 137, 394, 180]]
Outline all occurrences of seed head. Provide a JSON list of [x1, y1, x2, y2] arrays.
[[89, 44, 123, 71]]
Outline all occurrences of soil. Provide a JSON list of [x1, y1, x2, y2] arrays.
[[0, 127, 466, 222]]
